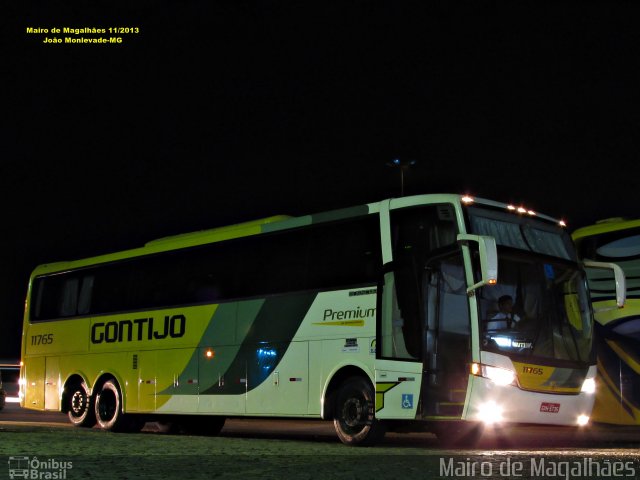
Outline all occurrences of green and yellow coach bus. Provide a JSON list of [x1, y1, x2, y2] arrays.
[[19, 194, 625, 445], [572, 217, 640, 425]]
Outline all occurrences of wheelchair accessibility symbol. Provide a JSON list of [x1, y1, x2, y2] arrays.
[[401, 394, 413, 409]]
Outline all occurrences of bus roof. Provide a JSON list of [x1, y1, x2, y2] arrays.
[[144, 215, 292, 247], [28, 202, 372, 277], [29, 193, 565, 277], [572, 217, 640, 242], [31, 215, 291, 276]]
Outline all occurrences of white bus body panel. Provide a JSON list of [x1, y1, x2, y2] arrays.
[[465, 351, 597, 425], [374, 359, 423, 419]]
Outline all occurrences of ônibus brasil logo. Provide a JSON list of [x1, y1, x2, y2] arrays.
[[8, 456, 72, 479]]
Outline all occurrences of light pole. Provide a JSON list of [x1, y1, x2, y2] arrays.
[[386, 158, 416, 196]]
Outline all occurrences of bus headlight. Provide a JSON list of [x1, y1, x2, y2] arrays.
[[581, 377, 596, 394], [482, 365, 516, 386], [577, 414, 590, 426], [478, 400, 504, 424]]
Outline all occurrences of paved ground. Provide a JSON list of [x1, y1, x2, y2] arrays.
[[2, 401, 640, 448], [1, 402, 640, 479]]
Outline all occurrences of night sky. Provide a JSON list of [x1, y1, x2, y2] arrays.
[[3, 1, 639, 359]]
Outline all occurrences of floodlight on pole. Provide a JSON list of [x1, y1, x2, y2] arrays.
[[386, 158, 416, 196]]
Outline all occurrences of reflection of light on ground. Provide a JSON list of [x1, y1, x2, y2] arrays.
[[471, 450, 640, 457], [446, 424, 640, 452]]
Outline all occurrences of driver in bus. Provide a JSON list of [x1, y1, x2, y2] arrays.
[[486, 295, 521, 330]]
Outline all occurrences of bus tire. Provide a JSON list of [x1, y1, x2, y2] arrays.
[[67, 381, 96, 428], [94, 379, 131, 432], [333, 376, 385, 446]]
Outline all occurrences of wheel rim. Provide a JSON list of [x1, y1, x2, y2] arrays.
[[70, 390, 86, 417], [340, 395, 369, 434]]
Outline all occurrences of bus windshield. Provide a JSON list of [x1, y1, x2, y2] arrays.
[[467, 206, 576, 261], [477, 252, 593, 363], [468, 207, 592, 364]]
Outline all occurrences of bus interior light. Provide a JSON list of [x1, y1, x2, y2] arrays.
[[461, 195, 474, 204], [492, 336, 512, 348]]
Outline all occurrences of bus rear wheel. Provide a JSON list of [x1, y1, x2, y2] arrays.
[[67, 381, 96, 428], [94, 379, 143, 432], [333, 376, 385, 446]]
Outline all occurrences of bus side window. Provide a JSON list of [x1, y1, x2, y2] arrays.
[[58, 277, 79, 317], [77, 275, 94, 315]]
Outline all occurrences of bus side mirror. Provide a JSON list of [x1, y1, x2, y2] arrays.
[[457, 234, 498, 294], [583, 260, 626, 309]]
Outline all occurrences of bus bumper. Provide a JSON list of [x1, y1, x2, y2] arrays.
[[464, 369, 597, 427]]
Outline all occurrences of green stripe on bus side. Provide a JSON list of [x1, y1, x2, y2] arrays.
[[157, 301, 262, 395], [159, 293, 317, 396], [200, 292, 317, 395], [261, 216, 312, 233], [259, 205, 370, 234], [310, 205, 370, 224]]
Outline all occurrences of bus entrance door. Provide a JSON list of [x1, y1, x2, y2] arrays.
[[422, 255, 471, 420]]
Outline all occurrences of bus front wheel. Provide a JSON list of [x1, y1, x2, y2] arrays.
[[333, 376, 385, 446], [94, 379, 143, 432], [67, 381, 96, 428]]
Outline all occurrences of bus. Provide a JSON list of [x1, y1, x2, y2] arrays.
[[19, 194, 625, 446], [572, 217, 640, 425]]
